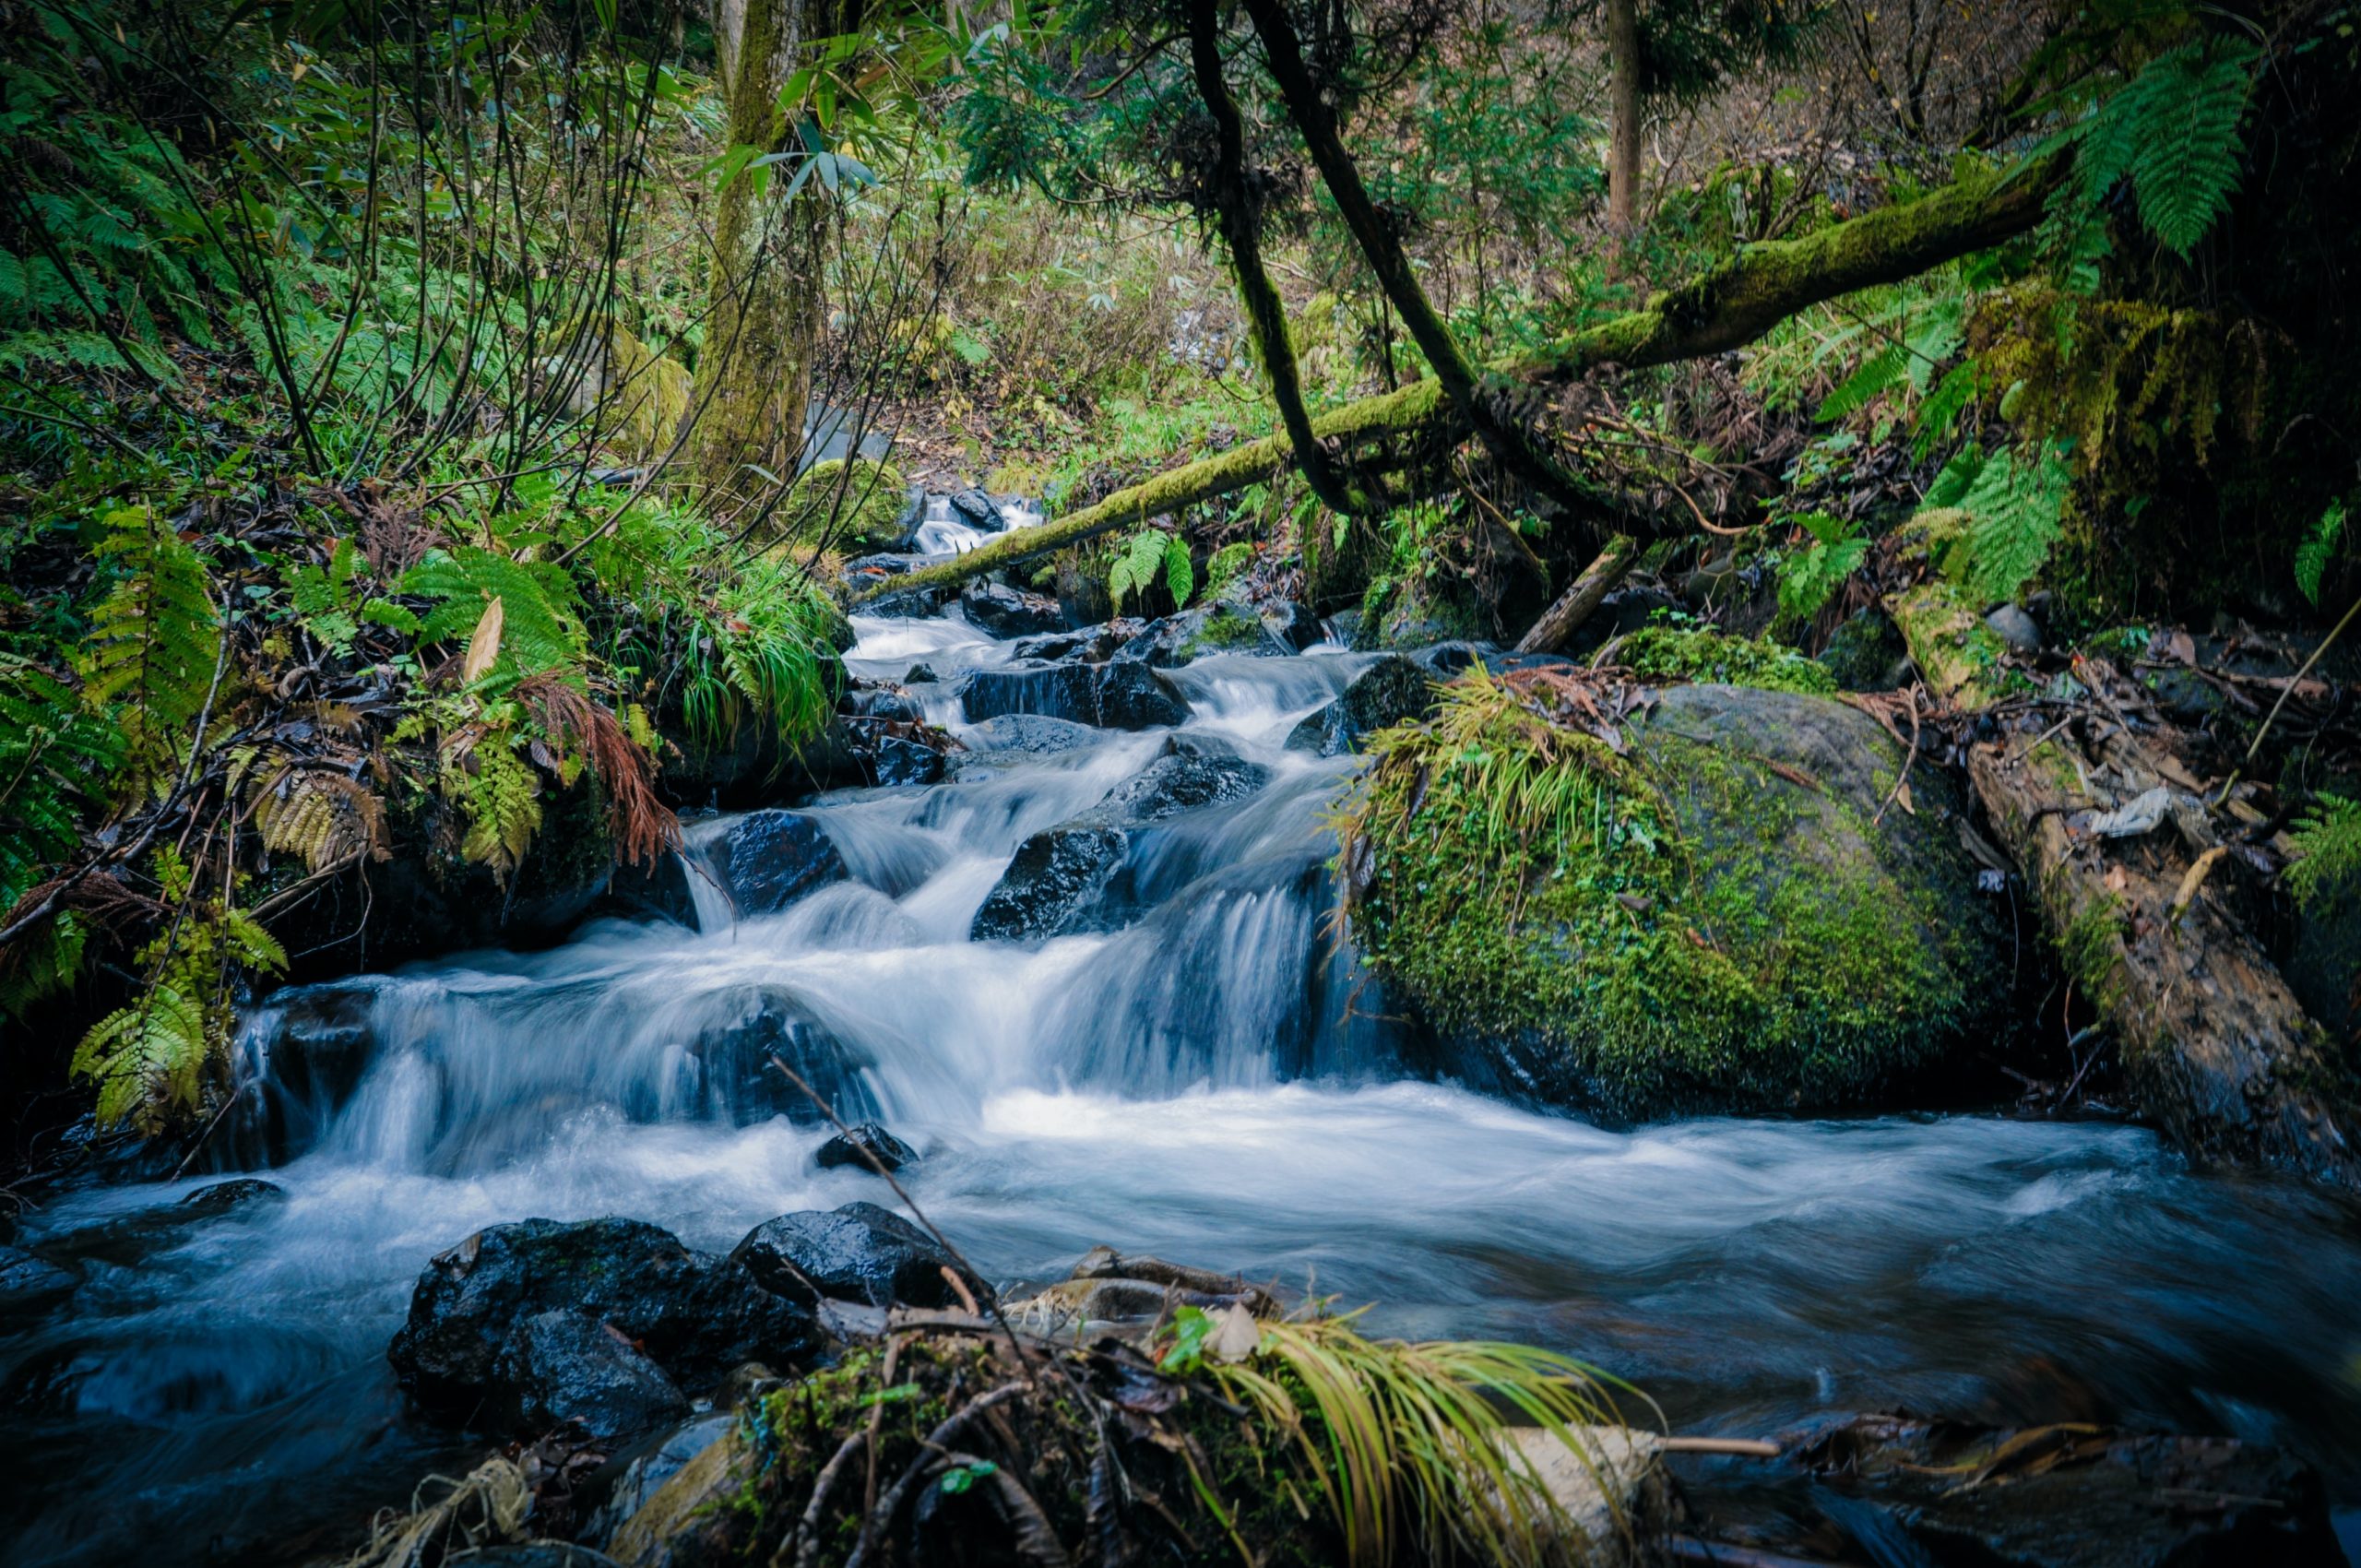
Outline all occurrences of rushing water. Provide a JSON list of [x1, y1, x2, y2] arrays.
[[6, 611, 2361, 1566]]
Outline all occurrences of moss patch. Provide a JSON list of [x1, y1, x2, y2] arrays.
[[1616, 625, 1835, 695], [774, 457, 910, 552], [1344, 673, 2002, 1118]]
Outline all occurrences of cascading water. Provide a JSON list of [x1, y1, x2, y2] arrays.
[[6, 606, 2361, 1567]]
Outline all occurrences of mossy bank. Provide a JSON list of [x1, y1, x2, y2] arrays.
[[1341, 644, 2010, 1120]]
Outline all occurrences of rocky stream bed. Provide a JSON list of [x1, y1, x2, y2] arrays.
[[3, 576, 2360, 1566]]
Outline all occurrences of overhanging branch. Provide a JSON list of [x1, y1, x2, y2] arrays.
[[849, 160, 2061, 607]]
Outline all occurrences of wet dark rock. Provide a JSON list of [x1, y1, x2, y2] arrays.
[[730, 1201, 977, 1309], [707, 810, 848, 917], [1092, 659, 1194, 728], [1257, 599, 1328, 651], [972, 740, 1270, 941], [1012, 622, 1138, 664], [594, 851, 698, 929], [387, 1216, 820, 1420], [491, 1308, 690, 1444], [903, 662, 938, 683], [1120, 605, 1292, 667], [1817, 608, 1913, 692], [687, 984, 878, 1126], [1788, 1413, 2343, 1567], [179, 1179, 285, 1214], [1286, 655, 1437, 756], [2286, 868, 2358, 1047], [0, 1245, 78, 1317], [947, 487, 1003, 527], [228, 979, 381, 1166], [842, 683, 922, 723], [871, 733, 947, 788], [955, 658, 1191, 730], [955, 715, 1101, 771], [815, 1123, 919, 1173], [961, 581, 1069, 639], [1409, 640, 1487, 679]]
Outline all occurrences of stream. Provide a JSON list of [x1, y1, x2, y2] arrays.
[[6, 608, 2361, 1566]]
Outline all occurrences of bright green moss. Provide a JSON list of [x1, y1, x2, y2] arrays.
[[1617, 625, 1837, 695], [1343, 673, 1997, 1118], [775, 457, 910, 550]]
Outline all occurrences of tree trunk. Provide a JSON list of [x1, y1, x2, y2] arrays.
[[694, 0, 825, 497], [1606, 0, 1643, 265], [851, 160, 2059, 606]]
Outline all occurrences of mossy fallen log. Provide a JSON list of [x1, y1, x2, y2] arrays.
[[1965, 720, 2361, 1189], [852, 161, 2058, 608]]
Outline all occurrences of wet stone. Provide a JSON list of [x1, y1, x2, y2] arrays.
[[902, 662, 938, 683], [708, 810, 848, 917], [1286, 654, 1436, 756], [955, 658, 1190, 730], [814, 1123, 919, 1173], [387, 1216, 819, 1420], [0, 1245, 79, 1318], [971, 740, 1270, 941], [491, 1307, 690, 1445], [179, 1179, 286, 1214], [871, 733, 947, 787], [730, 1201, 977, 1309], [960, 581, 1068, 639]]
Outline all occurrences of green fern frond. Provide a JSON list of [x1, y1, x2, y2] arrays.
[[77, 505, 222, 754], [0, 654, 124, 909], [404, 546, 587, 679], [1952, 445, 2070, 604], [2295, 501, 2348, 607], [2284, 794, 2361, 911], [2077, 43, 2255, 260], [72, 983, 209, 1132]]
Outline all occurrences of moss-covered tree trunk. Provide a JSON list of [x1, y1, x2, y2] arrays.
[[853, 160, 2059, 606], [693, 0, 826, 495]]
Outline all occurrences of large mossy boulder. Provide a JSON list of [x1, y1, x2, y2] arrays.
[[774, 457, 912, 552], [1345, 666, 2008, 1120]]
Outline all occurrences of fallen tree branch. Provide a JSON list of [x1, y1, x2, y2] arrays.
[[1514, 535, 1639, 653], [852, 160, 2060, 607]]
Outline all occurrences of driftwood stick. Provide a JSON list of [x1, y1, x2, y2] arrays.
[[1515, 535, 1640, 653]]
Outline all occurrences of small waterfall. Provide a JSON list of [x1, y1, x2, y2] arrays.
[[18, 602, 2361, 1568]]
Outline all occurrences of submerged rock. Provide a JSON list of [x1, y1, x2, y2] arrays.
[[971, 739, 1270, 941], [1349, 680, 2009, 1119], [956, 714, 1100, 758], [491, 1307, 690, 1443], [1285, 654, 1436, 755], [1786, 1413, 2343, 1567], [0, 1245, 78, 1318], [387, 1216, 819, 1422], [729, 1201, 976, 1309], [960, 581, 1068, 639], [814, 1123, 918, 1173], [706, 810, 848, 917], [685, 984, 878, 1126], [955, 657, 1191, 730], [178, 1179, 285, 1214]]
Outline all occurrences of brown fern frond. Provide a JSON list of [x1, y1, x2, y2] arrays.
[[516, 674, 682, 867], [248, 763, 391, 873]]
